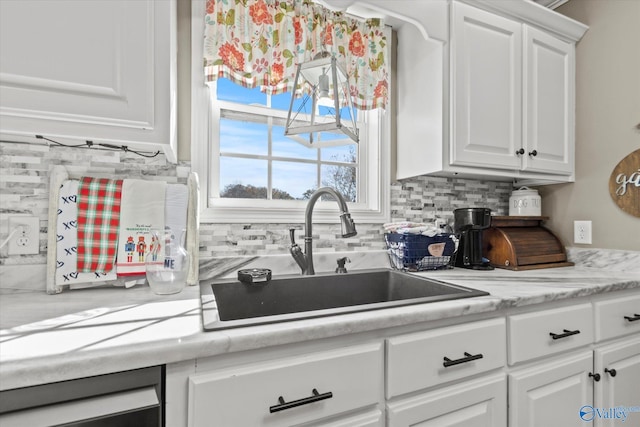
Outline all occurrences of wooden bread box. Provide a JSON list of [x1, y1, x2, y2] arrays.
[[482, 216, 573, 270]]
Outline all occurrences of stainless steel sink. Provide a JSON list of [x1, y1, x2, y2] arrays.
[[200, 269, 489, 331]]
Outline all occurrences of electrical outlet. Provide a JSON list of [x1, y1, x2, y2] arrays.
[[574, 220, 592, 245], [8, 216, 40, 255]]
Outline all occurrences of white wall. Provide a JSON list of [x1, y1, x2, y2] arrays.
[[539, 0, 640, 251]]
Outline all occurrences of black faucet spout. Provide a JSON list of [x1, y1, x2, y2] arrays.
[[290, 187, 357, 275]]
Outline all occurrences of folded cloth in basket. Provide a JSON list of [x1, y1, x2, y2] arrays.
[[56, 180, 118, 285], [383, 221, 426, 232], [76, 177, 123, 273], [384, 221, 441, 237], [116, 179, 166, 276]]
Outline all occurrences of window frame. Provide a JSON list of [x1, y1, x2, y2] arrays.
[[213, 96, 362, 202], [190, 0, 390, 224]]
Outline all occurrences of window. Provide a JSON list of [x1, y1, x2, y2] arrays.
[[190, 0, 390, 224]]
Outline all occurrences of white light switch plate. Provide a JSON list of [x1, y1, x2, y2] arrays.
[[574, 220, 592, 245]]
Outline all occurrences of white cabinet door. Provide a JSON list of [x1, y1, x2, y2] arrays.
[[594, 337, 640, 427], [0, 0, 176, 161], [387, 373, 507, 427], [510, 352, 594, 427], [523, 25, 574, 175], [450, 2, 522, 171]]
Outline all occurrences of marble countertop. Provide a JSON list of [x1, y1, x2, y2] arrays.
[[1, 264, 639, 391]]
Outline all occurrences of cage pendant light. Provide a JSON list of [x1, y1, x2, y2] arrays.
[[284, 54, 359, 147]]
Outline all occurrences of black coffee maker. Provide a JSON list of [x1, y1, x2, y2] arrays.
[[453, 207, 494, 270]]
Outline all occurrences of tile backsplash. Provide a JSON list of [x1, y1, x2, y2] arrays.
[[0, 141, 511, 288]]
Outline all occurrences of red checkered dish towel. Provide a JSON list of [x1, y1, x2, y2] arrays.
[[77, 177, 123, 273]]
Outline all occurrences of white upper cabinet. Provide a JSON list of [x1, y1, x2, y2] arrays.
[[388, 0, 587, 183], [0, 0, 177, 162], [451, 3, 523, 171], [451, 2, 575, 177], [523, 25, 574, 175]]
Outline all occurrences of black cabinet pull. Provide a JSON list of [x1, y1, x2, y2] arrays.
[[515, 148, 525, 156], [605, 368, 617, 377], [589, 372, 601, 382], [443, 352, 484, 368], [624, 313, 640, 322], [549, 329, 580, 340], [269, 389, 333, 413], [529, 150, 538, 157]]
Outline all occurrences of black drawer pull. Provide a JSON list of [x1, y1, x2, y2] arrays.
[[605, 368, 617, 377], [549, 329, 580, 340], [589, 372, 601, 382], [443, 352, 484, 368], [269, 389, 333, 413], [515, 148, 525, 156], [624, 314, 640, 322]]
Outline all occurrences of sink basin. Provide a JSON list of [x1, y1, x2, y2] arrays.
[[200, 269, 489, 331]]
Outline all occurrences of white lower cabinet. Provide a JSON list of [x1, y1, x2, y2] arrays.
[[387, 373, 507, 427], [187, 343, 383, 427], [166, 291, 640, 426], [385, 318, 507, 426], [508, 338, 640, 427], [509, 351, 594, 427], [594, 337, 640, 427], [508, 292, 640, 427]]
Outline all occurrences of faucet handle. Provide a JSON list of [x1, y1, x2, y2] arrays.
[[336, 257, 351, 273], [289, 229, 307, 274]]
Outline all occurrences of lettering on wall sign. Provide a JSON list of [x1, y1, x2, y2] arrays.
[[608, 149, 640, 218]]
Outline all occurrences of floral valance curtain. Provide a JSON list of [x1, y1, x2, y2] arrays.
[[203, 0, 388, 110]]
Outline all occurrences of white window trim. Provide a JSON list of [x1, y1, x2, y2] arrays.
[[190, 0, 390, 224]]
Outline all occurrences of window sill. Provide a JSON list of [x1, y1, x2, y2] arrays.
[[199, 199, 389, 224]]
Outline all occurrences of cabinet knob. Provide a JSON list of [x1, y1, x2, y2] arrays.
[[604, 368, 617, 377], [515, 148, 525, 156], [528, 150, 538, 157], [589, 372, 601, 382]]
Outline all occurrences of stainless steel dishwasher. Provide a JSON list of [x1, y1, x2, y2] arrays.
[[0, 366, 164, 427]]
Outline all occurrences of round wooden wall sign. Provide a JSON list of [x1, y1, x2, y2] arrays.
[[609, 149, 640, 218]]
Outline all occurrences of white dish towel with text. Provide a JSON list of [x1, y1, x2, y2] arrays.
[[116, 179, 166, 276]]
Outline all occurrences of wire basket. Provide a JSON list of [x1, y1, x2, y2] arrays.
[[385, 233, 456, 271]]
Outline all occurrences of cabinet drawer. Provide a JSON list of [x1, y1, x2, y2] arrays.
[[509, 303, 593, 364], [594, 294, 640, 342], [311, 409, 384, 427], [188, 343, 382, 427], [386, 318, 506, 398], [387, 373, 507, 427]]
